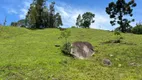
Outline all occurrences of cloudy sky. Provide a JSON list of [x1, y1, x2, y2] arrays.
[[0, 0, 141, 30]]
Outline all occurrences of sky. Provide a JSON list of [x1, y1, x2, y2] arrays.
[[0, 0, 142, 30]]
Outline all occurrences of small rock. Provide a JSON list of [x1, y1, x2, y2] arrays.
[[55, 44, 60, 47], [129, 62, 138, 66], [102, 59, 112, 66]]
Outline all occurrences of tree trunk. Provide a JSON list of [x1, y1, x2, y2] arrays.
[[119, 11, 125, 33]]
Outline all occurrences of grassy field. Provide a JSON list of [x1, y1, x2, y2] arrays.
[[0, 27, 142, 80]]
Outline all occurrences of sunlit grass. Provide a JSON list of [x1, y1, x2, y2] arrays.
[[0, 27, 142, 80]]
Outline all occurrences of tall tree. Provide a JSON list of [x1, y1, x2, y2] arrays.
[[82, 12, 95, 28], [42, 6, 49, 28], [26, 2, 37, 28], [55, 13, 63, 28], [26, 0, 47, 28], [49, 2, 55, 28], [26, 0, 62, 29], [76, 14, 81, 28], [106, 0, 136, 32], [35, 0, 47, 28], [76, 12, 95, 28]]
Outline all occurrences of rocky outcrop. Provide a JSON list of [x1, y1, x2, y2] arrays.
[[71, 41, 95, 59]]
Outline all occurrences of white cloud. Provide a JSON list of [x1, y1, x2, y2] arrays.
[[19, 8, 28, 19], [55, 3, 115, 30], [91, 13, 112, 30], [8, 8, 18, 14], [19, 0, 32, 19], [55, 5, 84, 28]]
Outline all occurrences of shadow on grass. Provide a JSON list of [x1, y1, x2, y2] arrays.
[[102, 39, 137, 45]]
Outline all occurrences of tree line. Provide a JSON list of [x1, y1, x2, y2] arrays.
[[75, 0, 137, 33], [11, 0, 63, 29]]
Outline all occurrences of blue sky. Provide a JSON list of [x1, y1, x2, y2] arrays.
[[0, 0, 141, 30]]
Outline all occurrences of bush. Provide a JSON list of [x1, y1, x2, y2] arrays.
[[71, 26, 77, 28], [20, 25, 26, 27], [114, 31, 121, 36], [61, 42, 72, 55], [114, 31, 123, 39], [60, 29, 71, 43], [59, 29, 72, 55], [115, 26, 132, 33], [132, 23, 142, 34]]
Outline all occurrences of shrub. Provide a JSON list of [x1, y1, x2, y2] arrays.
[[114, 31, 121, 36], [115, 26, 132, 33], [114, 31, 123, 39], [113, 31, 123, 43], [61, 42, 72, 55], [60, 29, 72, 55], [132, 23, 142, 34], [20, 25, 26, 27], [71, 26, 77, 28], [60, 29, 71, 43]]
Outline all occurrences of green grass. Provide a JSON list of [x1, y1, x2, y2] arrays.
[[0, 27, 142, 80]]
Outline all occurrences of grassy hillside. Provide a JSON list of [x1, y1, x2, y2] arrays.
[[0, 27, 142, 80]]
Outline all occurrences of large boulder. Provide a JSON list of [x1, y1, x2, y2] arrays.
[[71, 41, 95, 59]]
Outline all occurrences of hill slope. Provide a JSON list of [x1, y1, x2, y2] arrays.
[[0, 27, 142, 80]]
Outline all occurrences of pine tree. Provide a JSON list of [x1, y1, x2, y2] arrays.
[[106, 0, 136, 32]]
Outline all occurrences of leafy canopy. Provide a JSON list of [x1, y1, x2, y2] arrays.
[[106, 0, 136, 32], [76, 12, 95, 28], [26, 0, 63, 29]]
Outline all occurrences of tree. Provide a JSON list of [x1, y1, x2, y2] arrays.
[[11, 22, 18, 26], [25, 0, 62, 29], [60, 29, 71, 55], [26, 2, 37, 28], [36, 0, 47, 28], [106, 0, 137, 32], [11, 19, 26, 27], [55, 13, 63, 28], [76, 14, 81, 28], [49, 2, 55, 28], [42, 6, 49, 28], [26, 0, 48, 28], [17, 19, 26, 27], [132, 23, 142, 34], [81, 12, 95, 28], [76, 12, 95, 28]]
